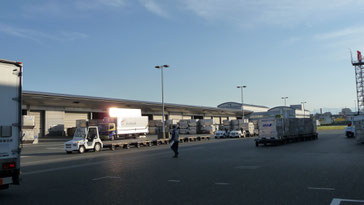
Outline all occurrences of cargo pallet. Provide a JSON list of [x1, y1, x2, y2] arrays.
[[255, 133, 318, 147], [103, 135, 211, 151]]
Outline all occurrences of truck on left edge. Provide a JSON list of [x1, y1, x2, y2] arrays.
[[0, 59, 23, 190]]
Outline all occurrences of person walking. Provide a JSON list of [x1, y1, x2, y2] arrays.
[[170, 125, 179, 158]]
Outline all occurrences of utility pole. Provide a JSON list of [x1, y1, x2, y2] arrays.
[[155, 65, 170, 138], [237, 85, 247, 122]]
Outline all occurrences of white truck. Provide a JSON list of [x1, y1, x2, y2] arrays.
[[64, 126, 103, 154], [255, 118, 318, 146], [106, 108, 148, 139], [0, 59, 22, 190]]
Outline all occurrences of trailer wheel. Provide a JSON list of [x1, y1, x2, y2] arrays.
[[94, 143, 101, 152], [78, 146, 85, 154]]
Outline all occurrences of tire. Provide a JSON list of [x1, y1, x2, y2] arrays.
[[78, 146, 85, 154], [94, 143, 101, 152], [66, 151, 72, 154], [255, 142, 259, 147]]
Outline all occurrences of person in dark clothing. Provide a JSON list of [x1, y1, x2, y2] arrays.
[[170, 125, 179, 158]]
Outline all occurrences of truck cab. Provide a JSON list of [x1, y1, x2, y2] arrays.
[[64, 126, 103, 154]]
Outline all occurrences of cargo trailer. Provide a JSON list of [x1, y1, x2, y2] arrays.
[[0, 59, 22, 190], [255, 118, 318, 146]]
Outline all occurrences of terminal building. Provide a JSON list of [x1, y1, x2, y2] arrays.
[[22, 91, 266, 137]]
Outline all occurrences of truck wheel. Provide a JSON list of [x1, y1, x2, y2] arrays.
[[78, 146, 85, 154], [94, 143, 101, 152], [66, 151, 72, 154], [0, 184, 9, 190]]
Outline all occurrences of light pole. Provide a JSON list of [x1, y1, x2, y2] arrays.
[[237, 85, 247, 122], [301, 101, 307, 118], [155, 65, 169, 138], [281, 97, 288, 106]]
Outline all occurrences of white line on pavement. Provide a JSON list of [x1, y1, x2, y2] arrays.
[[92, 176, 120, 181], [21, 156, 31, 158], [330, 198, 364, 205], [168, 180, 181, 183], [307, 187, 335, 191]]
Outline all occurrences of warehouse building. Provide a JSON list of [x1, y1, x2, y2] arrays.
[[249, 105, 311, 119], [22, 91, 268, 137], [217, 102, 269, 112]]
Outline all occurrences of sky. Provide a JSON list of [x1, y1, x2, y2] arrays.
[[1, 0, 364, 114]]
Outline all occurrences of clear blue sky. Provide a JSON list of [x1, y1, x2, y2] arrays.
[[1, 0, 363, 113]]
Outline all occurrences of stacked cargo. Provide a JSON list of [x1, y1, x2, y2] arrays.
[[241, 122, 255, 136], [222, 120, 231, 131], [178, 119, 197, 134], [148, 120, 162, 135], [231, 120, 244, 130], [197, 119, 214, 134], [187, 119, 197, 134], [354, 119, 364, 143], [178, 120, 188, 134], [22, 116, 36, 143]]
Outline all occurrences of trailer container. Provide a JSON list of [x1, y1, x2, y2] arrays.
[[255, 118, 318, 146], [0, 59, 22, 190]]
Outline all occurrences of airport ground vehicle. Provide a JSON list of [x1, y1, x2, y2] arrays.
[[0, 59, 22, 190], [255, 118, 318, 146], [229, 130, 246, 138], [345, 123, 355, 138], [214, 130, 228, 138], [64, 126, 103, 154]]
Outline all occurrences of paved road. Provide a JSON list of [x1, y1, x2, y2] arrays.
[[1, 130, 364, 205]]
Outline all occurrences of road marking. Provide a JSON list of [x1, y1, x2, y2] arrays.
[[168, 180, 181, 183], [21, 156, 31, 158], [330, 198, 364, 205], [307, 187, 335, 191], [92, 176, 120, 181], [235, 165, 261, 170], [22, 161, 105, 176], [215, 182, 230, 185]]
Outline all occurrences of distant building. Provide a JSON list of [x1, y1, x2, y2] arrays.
[[314, 112, 333, 125], [217, 102, 269, 113], [250, 104, 310, 119], [339, 108, 354, 116]]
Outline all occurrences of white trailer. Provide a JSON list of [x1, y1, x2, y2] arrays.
[[0, 59, 22, 190], [255, 118, 318, 146]]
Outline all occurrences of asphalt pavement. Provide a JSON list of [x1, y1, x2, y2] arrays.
[[1, 130, 364, 205]]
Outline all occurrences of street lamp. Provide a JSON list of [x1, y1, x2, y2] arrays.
[[301, 101, 307, 118], [155, 64, 170, 138], [237, 85, 247, 122], [281, 97, 288, 106]]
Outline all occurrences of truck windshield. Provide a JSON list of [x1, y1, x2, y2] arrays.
[[74, 128, 87, 138]]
